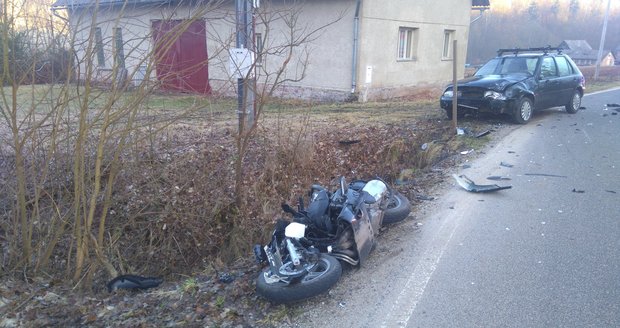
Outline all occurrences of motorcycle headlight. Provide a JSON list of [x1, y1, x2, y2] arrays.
[[484, 91, 506, 100]]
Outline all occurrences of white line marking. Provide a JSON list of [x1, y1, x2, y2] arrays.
[[380, 212, 463, 328]]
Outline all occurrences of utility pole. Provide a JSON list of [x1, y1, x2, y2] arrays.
[[594, 0, 611, 81], [235, 0, 256, 133]]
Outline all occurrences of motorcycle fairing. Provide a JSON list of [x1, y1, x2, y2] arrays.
[[338, 206, 373, 265]]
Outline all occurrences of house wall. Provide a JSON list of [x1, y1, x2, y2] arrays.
[[358, 0, 471, 100], [64, 0, 470, 101]]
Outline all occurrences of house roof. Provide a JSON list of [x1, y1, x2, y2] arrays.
[[52, 0, 173, 9], [472, 0, 490, 9], [564, 49, 612, 61], [559, 40, 593, 52], [55, 0, 493, 10]]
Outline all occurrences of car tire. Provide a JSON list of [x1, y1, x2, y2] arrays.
[[513, 96, 533, 124], [565, 91, 581, 114]]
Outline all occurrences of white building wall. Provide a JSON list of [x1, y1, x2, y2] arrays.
[[64, 0, 470, 101], [358, 0, 471, 100]]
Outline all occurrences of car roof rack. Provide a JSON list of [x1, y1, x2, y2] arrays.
[[497, 46, 563, 56]]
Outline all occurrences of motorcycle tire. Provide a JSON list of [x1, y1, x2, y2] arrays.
[[256, 254, 342, 304], [382, 191, 411, 224]]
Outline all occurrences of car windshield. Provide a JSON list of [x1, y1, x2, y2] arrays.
[[475, 56, 538, 76]]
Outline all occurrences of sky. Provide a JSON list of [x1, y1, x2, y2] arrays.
[[491, 0, 620, 12]]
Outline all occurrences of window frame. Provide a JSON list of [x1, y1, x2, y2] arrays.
[[255, 32, 264, 66], [114, 27, 125, 69], [397, 27, 418, 61], [442, 29, 455, 60], [95, 27, 105, 67]]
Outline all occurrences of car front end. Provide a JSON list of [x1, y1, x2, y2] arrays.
[[440, 84, 518, 117]]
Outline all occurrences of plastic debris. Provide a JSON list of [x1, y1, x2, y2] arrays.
[[106, 274, 163, 292], [476, 130, 491, 138], [453, 174, 512, 193], [421, 143, 429, 151], [218, 273, 235, 284], [415, 195, 435, 201], [487, 176, 511, 181], [500, 161, 514, 168], [460, 149, 474, 155], [572, 189, 585, 193]]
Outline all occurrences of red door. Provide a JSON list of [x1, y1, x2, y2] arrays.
[[152, 20, 211, 94]]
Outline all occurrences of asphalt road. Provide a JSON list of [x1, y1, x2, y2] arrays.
[[388, 87, 620, 328], [281, 88, 620, 328]]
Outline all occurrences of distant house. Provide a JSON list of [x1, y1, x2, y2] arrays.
[[614, 45, 620, 65], [51, 0, 489, 101], [559, 40, 614, 67]]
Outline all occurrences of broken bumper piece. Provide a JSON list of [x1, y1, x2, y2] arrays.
[[453, 174, 512, 193]]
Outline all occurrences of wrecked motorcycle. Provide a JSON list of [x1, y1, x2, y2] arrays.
[[254, 177, 411, 303]]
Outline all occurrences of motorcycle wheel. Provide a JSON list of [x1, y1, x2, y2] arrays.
[[382, 191, 411, 224], [256, 254, 342, 304]]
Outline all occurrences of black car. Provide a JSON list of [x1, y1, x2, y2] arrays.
[[440, 47, 585, 124]]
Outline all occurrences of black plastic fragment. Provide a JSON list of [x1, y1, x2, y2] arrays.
[[107, 274, 163, 292], [572, 189, 585, 193], [487, 176, 511, 181], [476, 130, 491, 138], [218, 272, 235, 284]]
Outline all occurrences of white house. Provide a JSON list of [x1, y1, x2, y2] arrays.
[[51, 0, 489, 101]]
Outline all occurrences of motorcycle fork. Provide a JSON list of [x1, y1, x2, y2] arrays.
[[264, 237, 284, 276]]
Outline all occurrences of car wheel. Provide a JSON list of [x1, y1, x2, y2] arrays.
[[513, 97, 533, 124], [565, 91, 581, 114]]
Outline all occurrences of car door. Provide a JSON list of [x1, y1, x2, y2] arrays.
[[535, 56, 561, 109], [554, 56, 579, 105]]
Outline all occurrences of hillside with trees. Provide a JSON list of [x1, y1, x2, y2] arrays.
[[467, 0, 620, 64]]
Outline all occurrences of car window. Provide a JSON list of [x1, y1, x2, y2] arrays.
[[539, 57, 558, 79], [500, 57, 530, 74], [555, 56, 573, 76], [475, 58, 500, 76]]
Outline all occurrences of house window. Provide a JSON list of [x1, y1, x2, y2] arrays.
[[255, 33, 263, 65], [442, 30, 455, 59], [114, 28, 125, 69], [398, 27, 418, 60], [95, 27, 105, 67]]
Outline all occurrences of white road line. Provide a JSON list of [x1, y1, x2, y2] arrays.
[[380, 211, 464, 328]]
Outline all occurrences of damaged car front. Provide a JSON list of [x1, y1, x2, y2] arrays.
[[441, 48, 585, 124], [440, 55, 538, 123]]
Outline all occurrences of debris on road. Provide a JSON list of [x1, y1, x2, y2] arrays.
[[487, 176, 511, 181], [415, 195, 435, 201], [524, 173, 568, 178], [460, 149, 474, 155], [572, 189, 585, 193], [500, 161, 514, 168], [453, 174, 512, 193]]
